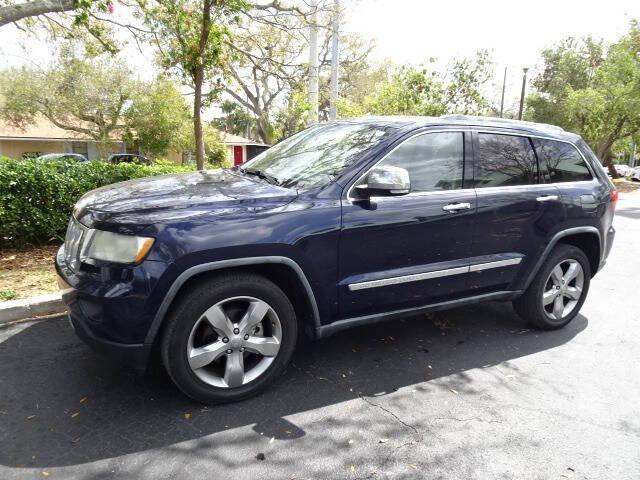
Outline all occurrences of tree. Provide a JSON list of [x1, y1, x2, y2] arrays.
[[211, 100, 256, 139], [126, 78, 192, 157], [0, 52, 191, 157], [0, 53, 136, 156], [526, 23, 640, 166], [0, 0, 75, 27], [138, 0, 246, 170]]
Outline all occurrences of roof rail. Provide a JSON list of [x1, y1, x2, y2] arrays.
[[439, 115, 565, 132]]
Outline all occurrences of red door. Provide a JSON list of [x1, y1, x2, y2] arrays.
[[233, 145, 244, 166]]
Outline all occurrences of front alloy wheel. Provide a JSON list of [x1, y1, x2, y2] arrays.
[[187, 297, 282, 388], [161, 272, 297, 404]]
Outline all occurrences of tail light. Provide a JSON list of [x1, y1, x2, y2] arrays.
[[611, 189, 619, 209]]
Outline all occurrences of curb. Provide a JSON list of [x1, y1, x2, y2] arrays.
[[0, 292, 67, 326]]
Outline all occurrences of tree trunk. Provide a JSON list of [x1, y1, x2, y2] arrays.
[[193, 66, 206, 171], [256, 115, 271, 144], [0, 0, 74, 27]]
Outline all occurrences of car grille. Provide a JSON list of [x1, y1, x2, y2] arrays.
[[64, 217, 89, 272]]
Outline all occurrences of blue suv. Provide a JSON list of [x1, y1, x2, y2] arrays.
[[55, 116, 617, 403]]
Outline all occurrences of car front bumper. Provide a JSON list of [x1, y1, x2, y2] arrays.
[[55, 245, 160, 374]]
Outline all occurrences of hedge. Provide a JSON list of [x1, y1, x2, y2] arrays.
[[0, 157, 194, 248]]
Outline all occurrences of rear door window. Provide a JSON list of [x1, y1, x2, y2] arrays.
[[532, 138, 593, 183], [475, 133, 538, 187]]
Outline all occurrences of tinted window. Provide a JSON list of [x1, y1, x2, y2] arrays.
[[476, 134, 538, 187], [378, 132, 464, 192], [532, 138, 592, 183]]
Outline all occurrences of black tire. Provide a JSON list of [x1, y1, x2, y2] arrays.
[[513, 244, 591, 330], [161, 272, 297, 404]]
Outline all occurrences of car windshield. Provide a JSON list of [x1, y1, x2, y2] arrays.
[[240, 122, 394, 190]]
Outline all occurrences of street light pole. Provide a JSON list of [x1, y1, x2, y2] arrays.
[[308, 0, 319, 125], [329, 0, 340, 121], [499, 66, 507, 118], [518, 67, 529, 121]]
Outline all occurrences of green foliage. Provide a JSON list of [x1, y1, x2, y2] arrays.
[[0, 157, 192, 247], [125, 78, 192, 157], [526, 21, 640, 163], [211, 100, 256, 140], [340, 51, 493, 119], [0, 289, 17, 301], [364, 66, 447, 116], [274, 88, 311, 141], [206, 140, 229, 168]]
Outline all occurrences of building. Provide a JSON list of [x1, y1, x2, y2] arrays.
[[0, 118, 126, 160], [0, 117, 270, 165]]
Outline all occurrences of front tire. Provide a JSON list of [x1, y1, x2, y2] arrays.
[[161, 272, 297, 404], [514, 244, 590, 330]]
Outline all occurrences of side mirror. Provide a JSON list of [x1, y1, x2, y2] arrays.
[[355, 165, 410, 198]]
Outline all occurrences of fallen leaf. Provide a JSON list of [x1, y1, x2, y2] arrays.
[[27, 415, 36, 420], [80, 397, 87, 403], [348, 439, 354, 445], [41, 472, 49, 477], [71, 412, 79, 418], [350, 466, 355, 472], [184, 413, 191, 420], [409, 464, 417, 470], [449, 388, 459, 395]]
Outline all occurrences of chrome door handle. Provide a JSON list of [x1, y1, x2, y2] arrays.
[[442, 202, 471, 212], [536, 195, 559, 202]]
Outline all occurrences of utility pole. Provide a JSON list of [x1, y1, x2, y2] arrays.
[[518, 67, 529, 121], [308, 0, 319, 125], [499, 66, 507, 118], [329, 0, 340, 121]]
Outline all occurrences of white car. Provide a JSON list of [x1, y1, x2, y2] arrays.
[[614, 164, 633, 177], [630, 167, 640, 182]]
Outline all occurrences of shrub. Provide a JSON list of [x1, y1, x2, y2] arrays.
[[0, 157, 194, 248]]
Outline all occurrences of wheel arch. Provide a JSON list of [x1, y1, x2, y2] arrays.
[[522, 227, 602, 291], [145, 257, 321, 346]]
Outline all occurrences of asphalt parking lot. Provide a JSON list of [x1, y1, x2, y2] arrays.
[[1, 193, 639, 480]]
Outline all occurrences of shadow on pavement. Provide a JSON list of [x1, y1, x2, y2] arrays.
[[0, 301, 587, 468]]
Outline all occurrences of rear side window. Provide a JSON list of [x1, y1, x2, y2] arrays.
[[532, 138, 593, 183], [476, 133, 538, 187], [378, 131, 464, 192]]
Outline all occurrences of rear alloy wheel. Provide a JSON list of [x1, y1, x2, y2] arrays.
[[541, 259, 584, 322], [161, 273, 297, 404], [514, 244, 590, 330]]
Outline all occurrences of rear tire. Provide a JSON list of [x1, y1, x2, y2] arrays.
[[161, 272, 297, 404], [514, 244, 590, 330]]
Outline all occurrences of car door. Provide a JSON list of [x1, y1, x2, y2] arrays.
[[338, 129, 477, 319], [469, 131, 566, 293]]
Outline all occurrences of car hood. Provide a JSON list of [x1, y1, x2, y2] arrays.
[[74, 169, 298, 229]]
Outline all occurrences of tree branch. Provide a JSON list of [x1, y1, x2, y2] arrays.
[[0, 0, 74, 27]]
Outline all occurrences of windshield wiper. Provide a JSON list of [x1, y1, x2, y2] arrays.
[[242, 167, 281, 186]]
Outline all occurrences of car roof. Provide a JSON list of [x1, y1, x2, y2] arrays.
[[340, 115, 580, 142]]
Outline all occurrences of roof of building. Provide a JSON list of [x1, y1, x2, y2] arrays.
[[217, 131, 268, 146], [0, 117, 269, 146], [0, 118, 100, 141]]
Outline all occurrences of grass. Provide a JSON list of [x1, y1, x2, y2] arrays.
[[0, 243, 60, 301]]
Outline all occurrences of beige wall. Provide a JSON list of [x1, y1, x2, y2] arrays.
[[0, 140, 65, 158]]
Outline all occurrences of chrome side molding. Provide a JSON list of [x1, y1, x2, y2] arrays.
[[348, 257, 523, 291]]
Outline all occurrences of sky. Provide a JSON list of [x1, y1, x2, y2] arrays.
[[1, 0, 639, 114]]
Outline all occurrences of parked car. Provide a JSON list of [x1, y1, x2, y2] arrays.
[[629, 167, 640, 182], [36, 153, 88, 162], [107, 153, 152, 165], [613, 164, 633, 177], [55, 116, 617, 404]]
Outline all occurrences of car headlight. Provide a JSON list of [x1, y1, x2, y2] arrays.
[[82, 230, 155, 264]]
